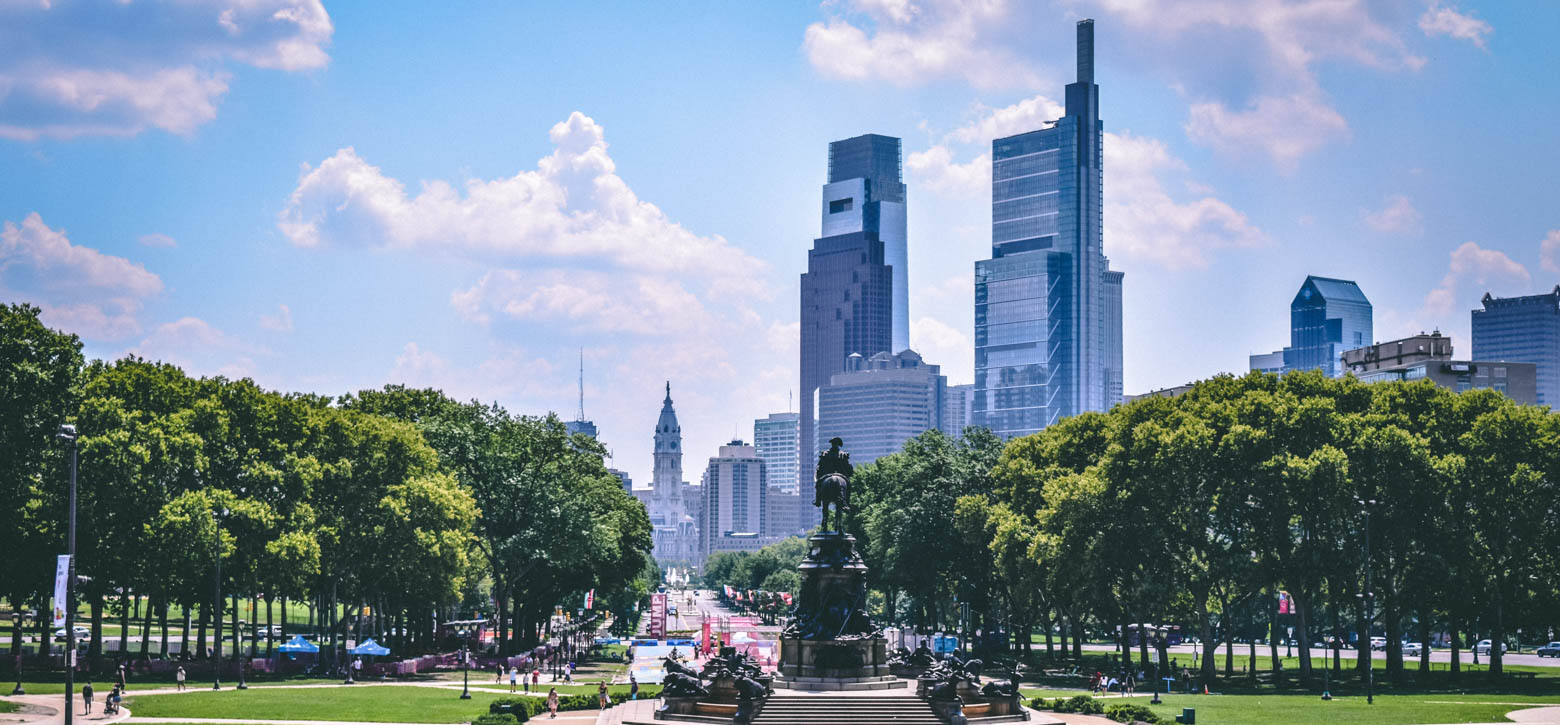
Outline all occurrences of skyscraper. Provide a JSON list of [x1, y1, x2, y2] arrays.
[[972, 19, 1123, 439], [754, 412, 800, 495], [943, 383, 974, 439], [647, 382, 698, 565], [1281, 275, 1372, 377], [700, 440, 769, 556], [1472, 286, 1560, 407], [799, 134, 901, 528], [816, 349, 947, 466]]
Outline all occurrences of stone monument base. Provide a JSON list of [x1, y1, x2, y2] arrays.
[[771, 673, 906, 692], [777, 636, 888, 680]]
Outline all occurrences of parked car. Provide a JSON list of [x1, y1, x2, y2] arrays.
[[53, 626, 89, 642], [1476, 639, 1508, 655], [1403, 642, 1424, 657], [1537, 642, 1560, 658], [1370, 636, 1387, 651]]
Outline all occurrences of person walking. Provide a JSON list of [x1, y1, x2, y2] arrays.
[[598, 680, 609, 709], [630, 674, 638, 700], [532, 668, 539, 692], [496, 664, 503, 683], [176, 665, 187, 691], [118, 662, 127, 692], [81, 681, 94, 715], [546, 687, 559, 718]]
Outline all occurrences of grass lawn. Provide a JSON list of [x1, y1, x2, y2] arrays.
[[123, 683, 654, 723], [1020, 689, 1560, 724], [0, 700, 18, 713]]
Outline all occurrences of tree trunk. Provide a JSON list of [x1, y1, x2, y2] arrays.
[[496, 590, 509, 658], [1449, 619, 1461, 679], [118, 589, 131, 657], [1224, 632, 1233, 679], [1071, 613, 1082, 660], [1296, 592, 1313, 683], [1355, 597, 1369, 680], [1198, 602, 1216, 683], [1139, 618, 1150, 669], [1490, 590, 1505, 677], [1269, 605, 1282, 689], [90, 593, 105, 663], [138, 593, 154, 658], [159, 600, 170, 658], [196, 603, 208, 659], [1418, 610, 1431, 674], [265, 596, 274, 657], [1384, 591, 1403, 684], [1042, 612, 1053, 657]]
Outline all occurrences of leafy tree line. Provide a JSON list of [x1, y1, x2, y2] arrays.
[[854, 371, 1560, 688], [0, 303, 652, 668]]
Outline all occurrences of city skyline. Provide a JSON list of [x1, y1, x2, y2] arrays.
[[2, 2, 1558, 487]]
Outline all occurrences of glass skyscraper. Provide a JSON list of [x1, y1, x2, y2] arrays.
[[799, 134, 903, 528], [1472, 286, 1560, 408], [972, 19, 1123, 439], [1282, 275, 1372, 377]]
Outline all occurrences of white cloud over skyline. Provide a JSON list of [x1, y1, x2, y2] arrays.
[[1, 213, 163, 340], [1362, 194, 1425, 236]]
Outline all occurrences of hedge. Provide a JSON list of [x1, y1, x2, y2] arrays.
[[1105, 703, 1162, 724], [484, 690, 653, 722]]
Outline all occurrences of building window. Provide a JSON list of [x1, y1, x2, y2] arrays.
[[1494, 366, 1507, 378], [830, 198, 853, 213], [1405, 366, 1426, 380]]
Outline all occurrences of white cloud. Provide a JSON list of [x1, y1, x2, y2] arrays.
[[1, 213, 163, 340], [450, 269, 714, 336], [128, 316, 268, 380], [385, 343, 562, 406], [1541, 230, 1560, 277], [138, 233, 177, 248], [1419, 1, 1492, 49], [1104, 131, 1267, 268], [905, 146, 990, 197], [1421, 241, 1530, 319], [1184, 92, 1349, 171], [1361, 194, 1424, 236], [802, 0, 1042, 90], [260, 304, 294, 333], [0, 1, 331, 140], [949, 95, 1065, 143], [911, 316, 972, 385], [280, 111, 767, 300]]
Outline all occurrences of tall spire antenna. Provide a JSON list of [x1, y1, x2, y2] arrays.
[[1077, 18, 1095, 84], [576, 348, 585, 422]]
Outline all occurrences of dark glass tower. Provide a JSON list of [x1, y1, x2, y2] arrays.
[[799, 134, 901, 529], [1472, 286, 1560, 408], [972, 19, 1123, 438], [1283, 275, 1372, 377]]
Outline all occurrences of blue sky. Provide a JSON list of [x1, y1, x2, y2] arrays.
[[3, 0, 1558, 485]]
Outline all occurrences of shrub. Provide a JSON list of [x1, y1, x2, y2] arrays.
[[1105, 703, 1161, 724], [1053, 695, 1103, 715], [473, 715, 519, 725], [485, 690, 651, 722]]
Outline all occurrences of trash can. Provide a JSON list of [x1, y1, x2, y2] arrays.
[[1175, 707, 1195, 724]]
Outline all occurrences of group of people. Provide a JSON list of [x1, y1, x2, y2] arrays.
[[1089, 657, 1199, 695]]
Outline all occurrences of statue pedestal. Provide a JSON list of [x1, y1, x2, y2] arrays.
[[774, 533, 903, 691]]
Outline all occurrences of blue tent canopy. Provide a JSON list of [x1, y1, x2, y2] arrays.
[[350, 638, 390, 656], [277, 635, 319, 653]]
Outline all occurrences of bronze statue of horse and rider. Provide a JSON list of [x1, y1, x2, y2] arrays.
[[813, 437, 854, 532]]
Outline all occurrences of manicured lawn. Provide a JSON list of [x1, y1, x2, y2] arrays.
[[0, 700, 19, 713], [125, 685, 506, 723], [1021, 690, 1560, 724], [123, 683, 656, 723]]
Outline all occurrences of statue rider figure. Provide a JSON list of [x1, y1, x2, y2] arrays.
[[814, 437, 853, 532]]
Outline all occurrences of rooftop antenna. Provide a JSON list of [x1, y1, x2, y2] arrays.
[[788, 389, 793, 413], [576, 348, 585, 422]]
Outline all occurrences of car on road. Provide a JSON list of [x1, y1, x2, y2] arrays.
[[1403, 642, 1424, 657], [1537, 642, 1560, 658], [53, 626, 89, 642], [1476, 639, 1508, 655], [669, 606, 678, 615], [1370, 636, 1387, 651]]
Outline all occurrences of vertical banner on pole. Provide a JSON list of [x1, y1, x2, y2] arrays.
[[52, 554, 71, 626]]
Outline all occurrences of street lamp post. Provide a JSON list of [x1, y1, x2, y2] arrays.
[[57, 425, 78, 725], [1150, 626, 1164, 705], [1357, 498, 1376, 706], [212, 509, 225, 691], [236, 620, 247, 690], [459, 638, 471, 700], [12, 611, 24, 694], [1286, 626, 1294, 658]]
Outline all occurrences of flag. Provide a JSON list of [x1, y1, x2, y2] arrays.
[[52, 555, 70, 626], [584, 589, 594, 610]]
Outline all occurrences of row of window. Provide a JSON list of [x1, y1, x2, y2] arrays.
[[994, 172, 1060, 200], [994, 214, 1060, 243], [994, 193, 1061, 223], [994, 151, 1061, 181]]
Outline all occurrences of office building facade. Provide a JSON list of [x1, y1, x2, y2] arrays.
[[800, 135, 903, 528], [754, 412, 800, 495], [1472, 287, 1560, 408], [816, 349, 947, 466], [972, 19, 1124, 439], [944, 383, 974, 438], [1345, 332, 1538, 405], [700, 440, 769, 556], [1284, 275, 1372, 377]]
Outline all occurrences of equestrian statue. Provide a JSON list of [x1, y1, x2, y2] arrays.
[[813, 437, 854, 532]]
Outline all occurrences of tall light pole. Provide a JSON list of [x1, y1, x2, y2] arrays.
[[236, 619, 247, 690], [212, 508, 226, 690], [57, 425, 78, 725], [1357, 498, 1376, 706], [459, 636, 471, 700]]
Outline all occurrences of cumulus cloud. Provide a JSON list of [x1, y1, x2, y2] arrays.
[[1418, 1, 1492, 49], [1422, 241, 1530, 319], [911, 316, 972, 385], [128, 316, 268, 380], [1104, 131, 1267, 268], [906, 146, 990, 197], [1, 213, 163, 340], [280, 111, 767, 299], [1541, 230, 1560, 277], [260, 304, 294, 333], [0, 0, 331, 140], [803, 0, 1042, 89], [1184, 92, 1349, 172], [1361, 194, 1424, 236], [450, 269, 714, 336]]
